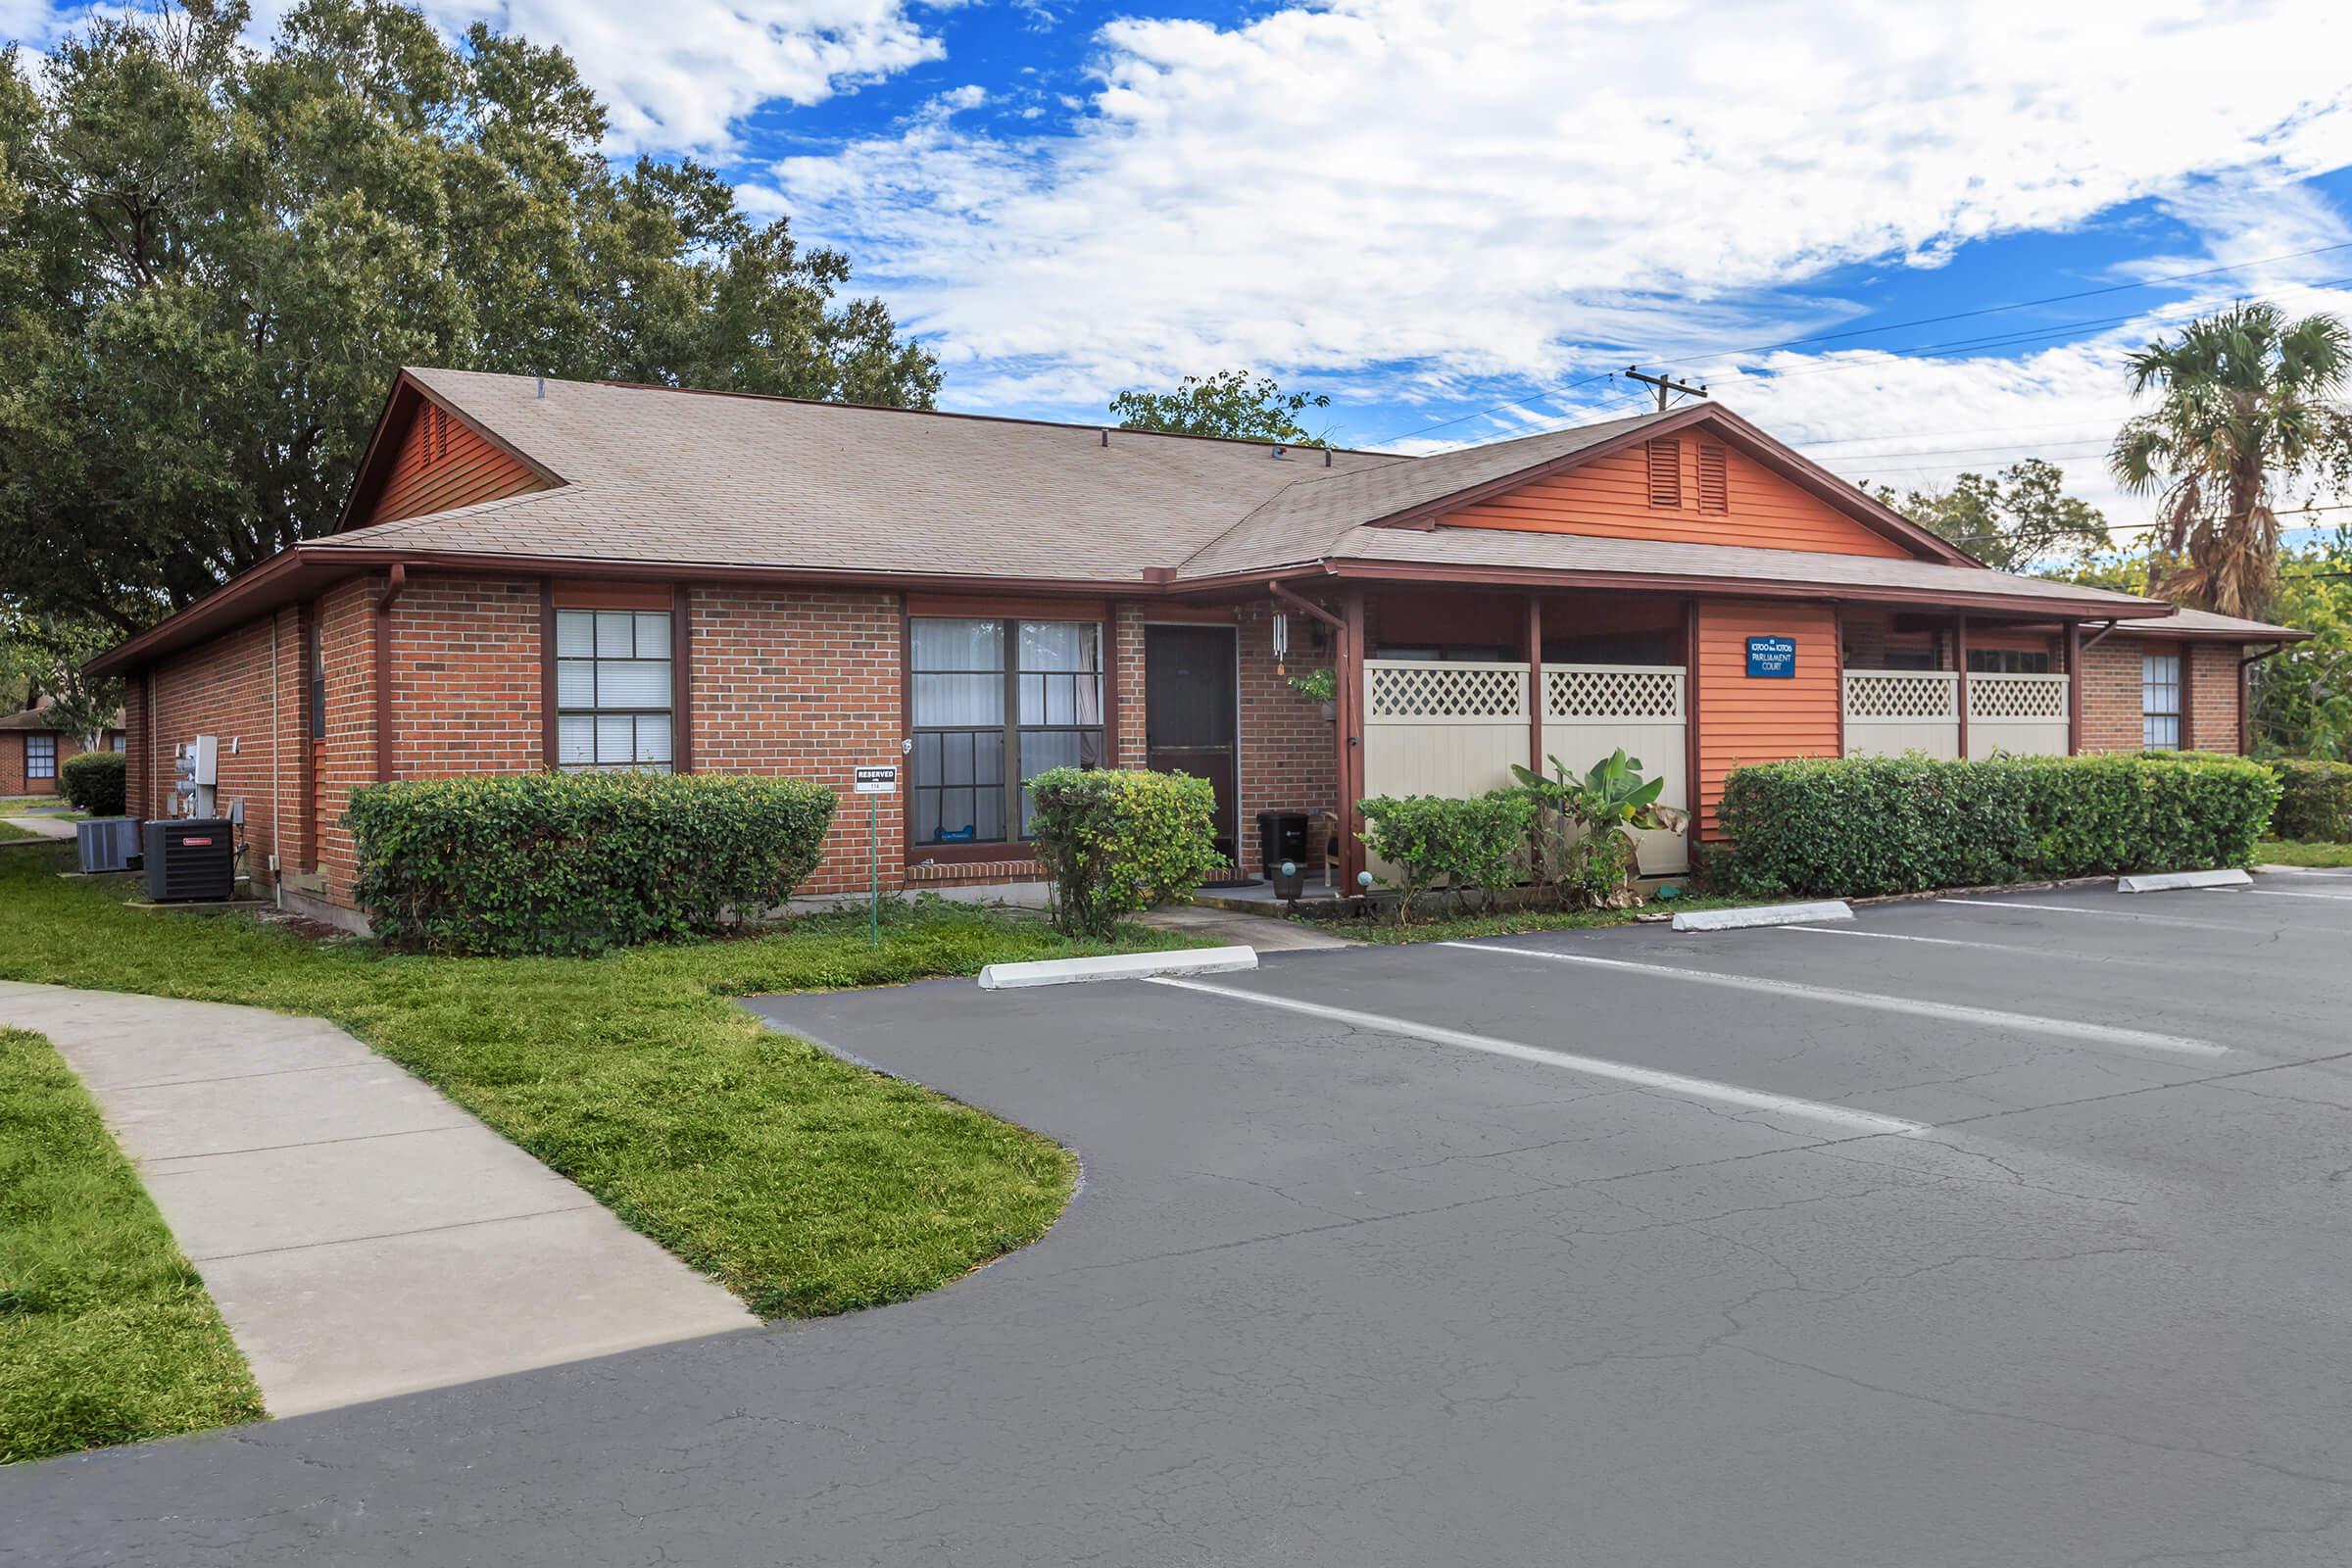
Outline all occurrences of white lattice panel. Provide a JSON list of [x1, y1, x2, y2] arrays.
[[1843, 670, 1957, 721], [1969, 673, 2069, 721], [1365, 661, 1528, 723], [1546, 664, 1685, 722]]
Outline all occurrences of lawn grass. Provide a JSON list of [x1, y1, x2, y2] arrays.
[[0, 847, 1203, 1319], [0, 821, 37, 843], [1310, 893, 1749, 945], [0, 1026, 265, 1463], [2256, 839, 2352, 867]]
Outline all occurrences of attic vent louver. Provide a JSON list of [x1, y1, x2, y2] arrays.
[[1696, 444, 1729, 514], [1645, 438, 1682, 509]]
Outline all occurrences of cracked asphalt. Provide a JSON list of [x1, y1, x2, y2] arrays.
[[10, 873, 2352, 1565]]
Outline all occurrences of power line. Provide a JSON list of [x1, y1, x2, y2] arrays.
[[1642, 239, 2352, 369]]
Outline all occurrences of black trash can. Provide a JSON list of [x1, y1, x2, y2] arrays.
[[1255, 809, 1311, 876], [144, 818, 235, 904]]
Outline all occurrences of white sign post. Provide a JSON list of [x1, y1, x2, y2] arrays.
[[853, 766, 899, 947]]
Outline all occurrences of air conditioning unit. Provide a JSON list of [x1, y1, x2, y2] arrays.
[[143, 817, 235, 903], [75, 817, 144, 875]]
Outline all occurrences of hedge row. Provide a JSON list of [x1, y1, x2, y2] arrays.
[[345, 772, 835, 956], [2267, 758, 2352, 842], [57, 751, 126, 816], [1714, 752, 2279, 899]]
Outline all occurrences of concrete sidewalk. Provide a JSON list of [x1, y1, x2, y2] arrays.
[[0, 981, 754, 1416], [0, 811, 76, 840]]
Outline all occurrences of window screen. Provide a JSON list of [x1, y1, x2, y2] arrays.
[[555, 610, 673, 771]]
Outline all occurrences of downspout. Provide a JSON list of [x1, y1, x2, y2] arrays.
[[1270, 581, 1347, 887], [2069, 620, 2119, 756], [374, 564, 408, 783], [270, 612, 281, 909], [2240, 643, 2289, 756]]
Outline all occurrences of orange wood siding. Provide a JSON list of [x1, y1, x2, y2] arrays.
[[1445, 441, 1915, 559], [1695, 600, 1841, 839], [366, 401, 545, 525]]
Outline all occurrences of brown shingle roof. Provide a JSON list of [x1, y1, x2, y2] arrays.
[[2111, 606, 2309, 640], [316, 369, 1400, 583]]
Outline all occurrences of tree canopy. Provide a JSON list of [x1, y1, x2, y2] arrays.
[[1870, 459, 2110, 572], [1109, 370, 1332, 445], [2110, 301, 2352, 620], [0, 0, 940, 638]]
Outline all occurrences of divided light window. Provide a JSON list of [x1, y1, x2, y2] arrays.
[[556, 609, 673, 772], [909, 617, 1102, 847], [1645, 438, 1682, 509], [2141, 652, 2181, 751], [24, 733, 55, 779]]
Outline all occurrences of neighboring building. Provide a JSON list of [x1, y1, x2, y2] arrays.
[[0, 701, 126, 797], [88, 369, 2307, 926]]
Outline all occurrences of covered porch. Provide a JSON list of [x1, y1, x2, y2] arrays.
[[1250, 583, 2101, 893]]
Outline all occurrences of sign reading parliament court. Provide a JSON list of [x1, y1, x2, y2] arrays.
[[1745, 636, 1796, 678]]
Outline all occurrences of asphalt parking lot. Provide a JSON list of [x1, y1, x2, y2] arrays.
[[11, 872, 2352, 1567]]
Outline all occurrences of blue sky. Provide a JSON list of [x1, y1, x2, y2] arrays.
[[15, 0, 2352, 548]]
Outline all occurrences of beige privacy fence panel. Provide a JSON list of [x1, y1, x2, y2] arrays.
[[1968, 673, 2070, 757], [1544, 664, 1689, 876], [1844, 670, 1960, 760], [1362, 661, 1529, 800]]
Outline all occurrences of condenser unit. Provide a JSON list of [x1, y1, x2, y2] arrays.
[[143, 817, 235, 903], [75, 817, 144, 874]]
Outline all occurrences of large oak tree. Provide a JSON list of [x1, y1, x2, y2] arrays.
[[0, 0, 940, 637]]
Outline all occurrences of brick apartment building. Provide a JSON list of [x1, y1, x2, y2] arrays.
[[88, 369, 2305, 928], [0, 701, 125, 797]]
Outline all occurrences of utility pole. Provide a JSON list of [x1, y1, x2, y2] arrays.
[[1625, 366, 1707, 412]]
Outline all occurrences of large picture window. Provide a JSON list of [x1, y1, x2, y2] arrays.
[[556, 609, 673, 771], [24, 733, 55, 780], [909, 616, 1102, 846], [2141, 652, 2181, 751]]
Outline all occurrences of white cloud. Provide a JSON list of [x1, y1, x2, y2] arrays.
[[239, 0, 945, 156], [768, 0, 2352, 450]]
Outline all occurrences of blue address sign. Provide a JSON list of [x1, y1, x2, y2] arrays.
[[1745, 635, 1796, 678]]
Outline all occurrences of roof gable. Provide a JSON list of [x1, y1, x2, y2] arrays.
[[337, 372, 559, 531], [1443, 434, 1919, 560], [1394, 405, 1977, 565]]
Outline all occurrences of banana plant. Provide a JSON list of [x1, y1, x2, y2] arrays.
[[1510, 749, 1685, 906]]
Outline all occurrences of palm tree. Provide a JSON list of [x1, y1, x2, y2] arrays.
[[2110, 301, 2352, 619]]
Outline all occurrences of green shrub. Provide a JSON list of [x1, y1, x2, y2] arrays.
[[57, 751, 126, 816], [345, 771, 835, 956], [1714, 752, 2279, 899], [2267, 758, 2352, 842], [1358, 790, 1534, 920], [1026, 768, 1222, 939]]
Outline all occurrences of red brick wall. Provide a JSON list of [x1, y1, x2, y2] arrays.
[[0, 729, 91, 795], [313, 576, 382, 901], [691, 588, 902, 899], [1235, 600, 1338, 873], [2077, 637, 2248, 755], [1112, 604, 1149, 767], [138, 607, 304, 891], [387, 578, 543, 778]]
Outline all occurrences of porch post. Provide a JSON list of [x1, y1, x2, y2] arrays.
[[2066, 622, 2082, 756], [1953, 613, 1971, 760], [1342, 588, 1368, 888], [1525, 595, 1544, 777]]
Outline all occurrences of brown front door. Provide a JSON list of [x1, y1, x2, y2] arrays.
[[1145, 623, 1240, 867]]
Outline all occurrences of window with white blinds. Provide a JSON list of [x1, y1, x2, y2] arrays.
[[909, 616, 1102, 845], [2141, 653, 2181, 751], [555, 610, 674, 771]]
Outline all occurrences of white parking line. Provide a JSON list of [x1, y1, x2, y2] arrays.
[[1146, 976, 1924, 1138], [1936, 897, 2253, 934], [1776, 924, 2161, 964], [1442, 941, 2228, 1057], [2230, 887, 2352, 904]]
